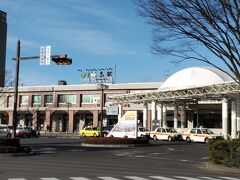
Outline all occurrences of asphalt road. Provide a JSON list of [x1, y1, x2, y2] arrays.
[[0, 137, 239, 180]]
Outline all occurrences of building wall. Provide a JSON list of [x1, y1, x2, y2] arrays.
[[0, 10, 7, 87], [0, 83, 161, 132]]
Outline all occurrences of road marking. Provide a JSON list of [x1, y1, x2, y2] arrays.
[[134, 155, 145, 157], [167, 148, 174, 151], [201, 157, 209, 160], [180, 159, 188, 162], [199, 177, 222, 180], [40, 178, 60, 180], [70, 178, 91, 180], [150, 176, 176, 180], [219, 177, 240, 180], [174, 176, 202, 180], [125, 176, 150, 180], [98, 177, 121, 180]]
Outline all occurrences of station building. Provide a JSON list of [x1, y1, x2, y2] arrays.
[[0, 66, 239, 139]]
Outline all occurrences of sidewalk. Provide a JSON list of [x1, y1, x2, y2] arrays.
[[199, 162, 240, 174], [40, 132, 79, 137]]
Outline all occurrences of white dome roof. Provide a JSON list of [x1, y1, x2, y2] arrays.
[[159, 67, 233, 91]]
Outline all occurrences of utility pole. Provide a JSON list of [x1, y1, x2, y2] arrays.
[[12, 40, 20, 138]]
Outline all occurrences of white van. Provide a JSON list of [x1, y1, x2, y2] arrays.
[[107, 120, 149, 138]]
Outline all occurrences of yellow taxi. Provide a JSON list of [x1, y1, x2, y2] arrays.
[[79, 127, 100, 137]]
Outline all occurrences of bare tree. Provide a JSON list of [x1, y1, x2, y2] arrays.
[[135, 0, 240, 82]]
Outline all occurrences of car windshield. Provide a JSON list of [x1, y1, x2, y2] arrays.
[[138, 127, 149, 132], [201, 129, 214, 134], [166, 128, 177, 133]]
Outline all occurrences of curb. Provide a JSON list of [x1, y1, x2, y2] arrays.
[[81, 143, 136, 148], [199, 162, 240, 174]]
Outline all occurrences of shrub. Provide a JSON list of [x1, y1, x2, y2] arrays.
[[209, 139, 240, 168], [84, 137, 149, 145]]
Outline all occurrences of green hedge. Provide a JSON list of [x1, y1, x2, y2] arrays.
[[84, 137, 149, 145], [209, 139, 240, 168]]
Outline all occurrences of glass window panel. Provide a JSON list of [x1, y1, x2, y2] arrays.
[[67, 95, 77, 104], [45, 95, 53, 104], [58, 95, 66, 104], [33, 95, 41, 104], [82, 94, 100, 104], [20, 95, 29, 104]]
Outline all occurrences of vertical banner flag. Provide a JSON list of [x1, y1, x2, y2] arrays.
[[45, 46, 51, 65], [40, 46, 45, 65]]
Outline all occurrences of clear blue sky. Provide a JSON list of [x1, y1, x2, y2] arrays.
[[1, 0, 209, 86]]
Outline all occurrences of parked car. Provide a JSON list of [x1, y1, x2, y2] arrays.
[[16, 126, 40, 138], [138, 127, 150, 138], [150, 127, 183, 141], [102, 125, 114, 137], [182, 128, 223, 143], [79, 127, 100, 137], [0, 124, 11, 138]]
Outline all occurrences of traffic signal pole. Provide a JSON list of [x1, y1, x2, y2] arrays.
[[11, 40, 71, 138], [12, 40, 20, 138]]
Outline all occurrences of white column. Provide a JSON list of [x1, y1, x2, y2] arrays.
[[222, 98, 229, 140], [151, 101, 156, 121], [157, 104, 163, 127], [180, 105, 186, 128], [231, 101, 237, 139], [143, 103, 148, 128], [174, 105, 178, 129], [237, 99, 240, 139], [118, 104, 122, 121], [163, 105, 167, 128]]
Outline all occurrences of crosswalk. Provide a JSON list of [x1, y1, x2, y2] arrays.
[[7, 176, 240, 180]]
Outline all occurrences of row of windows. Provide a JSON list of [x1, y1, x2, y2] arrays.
[[18, 93, 123, 105]]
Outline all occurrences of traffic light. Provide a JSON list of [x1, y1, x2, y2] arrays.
[[52, 55, 72, 65]]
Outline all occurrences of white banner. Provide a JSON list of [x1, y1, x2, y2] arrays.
[[40, 46, 45, 65], [45, 45, 51, 65]]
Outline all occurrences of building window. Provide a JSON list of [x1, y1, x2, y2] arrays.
[[58, 94, 77, 104], [20, 95, 29, 105], [82, 94, 100, 104], [45, 95, 53, 104], [33, 95, 41, 104]]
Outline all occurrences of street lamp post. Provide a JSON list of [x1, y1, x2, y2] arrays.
[[97, 83, 108, 137]]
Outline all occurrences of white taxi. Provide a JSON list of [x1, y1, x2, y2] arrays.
[[150, 127, 183, 141], [182, 128, 223, 143]]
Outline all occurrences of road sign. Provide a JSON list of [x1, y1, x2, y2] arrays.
[[45, 45, 51, 65], [40, 46, 45, 65], [106, 106, 119, 115]]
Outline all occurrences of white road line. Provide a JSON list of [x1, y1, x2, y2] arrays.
[[201, 157, 209, 160], [70, 178, 91, 180], [40, 178, 60, 180], [149, 175, 177, 180], [98, 177, 121, 180], [218, 177, 240, 180], [174, 176, 202, 180], [125, 176, 150, 180], [167, 148, 174, 151], [199, 177, 222, 180]]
